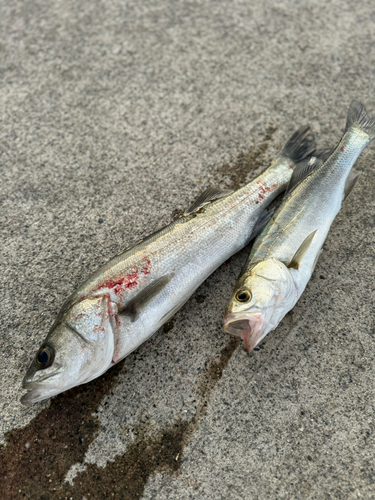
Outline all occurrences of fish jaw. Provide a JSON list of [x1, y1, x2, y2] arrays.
[[223, 312, 264, 353], [21, 300, 116, 405], [21, 380, 74, 405]]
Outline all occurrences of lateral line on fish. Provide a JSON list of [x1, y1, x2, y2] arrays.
[[119, 179, 284, 267]]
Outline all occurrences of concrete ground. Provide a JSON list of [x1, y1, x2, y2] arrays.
[[1, 0, 375, 498]]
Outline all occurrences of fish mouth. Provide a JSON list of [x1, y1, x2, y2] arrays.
[[223, 313, 263, 353], [20, 386, 62, 405], [21, 370, 76, 406], [21, 367, 64, 405], [22, 368, 62, 387]]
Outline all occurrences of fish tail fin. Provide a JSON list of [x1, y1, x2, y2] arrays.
[[280, 125, 316, 164], [345, 100, 375, 140]]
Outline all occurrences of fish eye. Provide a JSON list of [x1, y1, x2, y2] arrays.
[[235, 290, 251, 302], [35, 345, 55, 369]]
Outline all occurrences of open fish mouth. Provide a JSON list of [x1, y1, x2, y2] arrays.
[[223, 313, 263, 353]]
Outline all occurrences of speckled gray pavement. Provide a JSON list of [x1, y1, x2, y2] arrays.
[[1, 1, 375, 499]]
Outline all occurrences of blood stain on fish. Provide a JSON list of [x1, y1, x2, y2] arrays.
[[257, 182, 278, 200], [98, 257, 153, 295]]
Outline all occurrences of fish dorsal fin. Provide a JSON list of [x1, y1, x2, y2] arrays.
[[281, 125, 316, 163], [185, 187, 233, 215], [284, 149, 333, 198], [284, 157, 322, 197], [287, 230, 317, 270], [119, 273, 174, 322], [311, 148, 334, 163], [344, 169, 359, 201]]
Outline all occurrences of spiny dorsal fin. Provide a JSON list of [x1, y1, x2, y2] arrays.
[[280, 125, 316, 163], [288, 230, 317, 270], [119, 273, 174, 322], [311, 148, 334, 163], [185, 187, 233, 215], [343, 169, 360, 201]]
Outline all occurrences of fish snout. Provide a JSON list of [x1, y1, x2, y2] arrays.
[[223, 313, 263, 353]]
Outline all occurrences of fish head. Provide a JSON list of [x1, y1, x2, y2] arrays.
[[223, 258, 296, 352], [21, 294, 116, 405]]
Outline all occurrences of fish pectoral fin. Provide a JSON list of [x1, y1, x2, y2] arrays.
[[119, 273, 174, 322], [284, 149, 332, 198], [287, 230, 317, 270], [343, 169, 360, 201], [184, 187, 233, 215], [249, 207, 276, 241]]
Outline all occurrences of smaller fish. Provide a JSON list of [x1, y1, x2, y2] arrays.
[[224, 100, 375, 352]]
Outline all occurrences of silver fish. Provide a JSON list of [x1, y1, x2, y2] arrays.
[[224, 100, 375, 352], [21, 126, 315, 404]]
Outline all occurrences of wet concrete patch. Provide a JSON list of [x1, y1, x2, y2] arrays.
[[0, 361, 125, 500], [0, 333, 239, 500], [217, 126, 277, 189], [61, 337, 241, 500]]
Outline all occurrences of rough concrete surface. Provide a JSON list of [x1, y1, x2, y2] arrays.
[[1, 0, 375, 498]]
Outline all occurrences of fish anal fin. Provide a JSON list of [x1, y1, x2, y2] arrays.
[[185, 187, 233, 215], [288, 230, 317, 270], [119, 273, 174, 322], [344, 169, 360, 201]]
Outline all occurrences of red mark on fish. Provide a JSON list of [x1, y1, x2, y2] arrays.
[[140, 256, 152, 276], [341, 146, 345, 152], [257, 182, 278, 200], [96, 256, 153, 296]]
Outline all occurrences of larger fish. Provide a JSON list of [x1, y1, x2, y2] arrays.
[[21, 126, 315, 404], [224, 100, 375, 352]]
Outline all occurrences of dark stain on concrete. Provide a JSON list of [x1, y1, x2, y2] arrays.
[[216, 126, 277, 190], [197, 337, 241, 397], [61, 336, 241, 500], [0, 361, 125, 500], [1, 335, 240, 500], [163, 320, 174, 333]]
